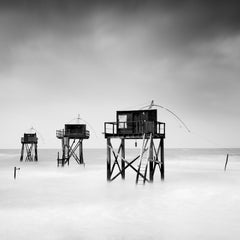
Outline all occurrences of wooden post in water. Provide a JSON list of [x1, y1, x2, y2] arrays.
[[149, 138, 154, 182], [79, 140, 84, 164], [107, 138, 111, 181], [121, 138, 125, 179], [57, 152, 60, 167], [160, 138, 165, 180], [20, 144, 24, 161], [224, 154, 229, 171], [34, 143, 38, 161], [14, 167, 20, 179]]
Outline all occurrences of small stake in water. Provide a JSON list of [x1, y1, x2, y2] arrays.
[[224, 154, 229, 171], [14, 167, 20, 179]]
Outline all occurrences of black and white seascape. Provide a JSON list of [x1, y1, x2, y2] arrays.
[[1, 1, 240, 240]]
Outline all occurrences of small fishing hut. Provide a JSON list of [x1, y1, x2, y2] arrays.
[[20, 132, 38, 161], [104, 109, 165, 184], [56, 123, 90, 166]]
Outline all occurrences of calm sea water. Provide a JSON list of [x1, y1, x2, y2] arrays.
[[1, 147, 239, 165], [1, 148, 240, 240]]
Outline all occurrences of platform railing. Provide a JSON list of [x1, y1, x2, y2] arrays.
[[21, 137, 38, 143], [56, 129, 64, 138], [104, 121, 165, 136], [56, 129, 90, 138]]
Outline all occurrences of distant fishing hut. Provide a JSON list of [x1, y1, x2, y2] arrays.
[[20, 132, 38, 161], [56, 123, 90, 166], [104, 109, 165, 184]]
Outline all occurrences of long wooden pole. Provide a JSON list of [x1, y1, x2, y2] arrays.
[[160, 138, 165, 180], [79, 140, 84, 164], [34, 143, 38, 161], [121, 138, 125, 179], [149, 138, 154, 182], [107, 138, 111, 181], [20, 143, 24, 161]]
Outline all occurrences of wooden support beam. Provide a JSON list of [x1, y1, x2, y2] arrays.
[[106, 134, 165, 183], [149, 137, 154, 182], [108, 141, 122, 161], [152, 139, 160, 177], [79, 140, 84, 164], [160, 138, 165, 180], [107, 138, 111, 181], [26, 144, 32, 161], [34, 143, 38, 161], [69, 141, 80, 163], [20, 143, 24, 161], [60, 138, 85, 166], [127, 162, 149, 182], [110, 158, 122, 175], [107, 141, 122, 176], [110, 155, 141, 181], [121, 138, 125, 179], [68, 139, 76, 158], [143, 165, 148, 184], [20, 142, 38, 162]]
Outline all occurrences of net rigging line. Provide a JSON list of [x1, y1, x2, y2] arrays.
[[140, 100, 191, 133], [141, 100, 237, 154]]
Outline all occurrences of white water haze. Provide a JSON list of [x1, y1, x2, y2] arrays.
[[1, 149, 240, 239]]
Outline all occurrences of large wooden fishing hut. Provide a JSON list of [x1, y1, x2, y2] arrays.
[[104, 108, 165, 184], [20, 131, 38, 162], [56, 119, 90, 167]]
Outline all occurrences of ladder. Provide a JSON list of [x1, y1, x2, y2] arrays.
[[136, 134, 152, 184]]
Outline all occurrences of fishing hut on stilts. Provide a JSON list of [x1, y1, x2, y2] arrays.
[[56, 117, 90, 167], [20, 131, 38, 162], [104, 109, 165, 184]]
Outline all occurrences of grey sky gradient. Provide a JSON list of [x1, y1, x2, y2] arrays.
[[1, 0, 240, 148]]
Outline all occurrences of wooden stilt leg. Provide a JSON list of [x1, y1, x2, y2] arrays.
[[149, 138, 154, 182], [79, 140, 84, 164], [20, 143, 24, 161], [34, 143, 38, 161], [107, 138, 111, 181], [160, 138, 165, 180], [121, 138, 125, 179]]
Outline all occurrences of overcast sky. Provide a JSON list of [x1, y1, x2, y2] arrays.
[[1, 0, 240, 148]]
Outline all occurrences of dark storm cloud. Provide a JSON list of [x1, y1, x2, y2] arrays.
[[1, 0, 240, 61], [0, 0, 239, 72], [1, 0, 240, 76], [1, 0, 240, 35], [1, 0, 240, 44], [166, 0, 240, 43]]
